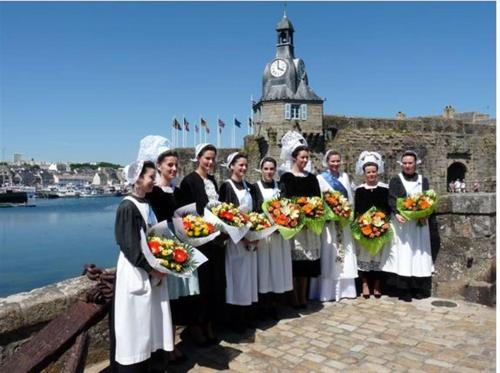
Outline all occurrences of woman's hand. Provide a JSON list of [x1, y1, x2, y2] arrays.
[[149, 269, 166, 280], [395, 214, 406, 224]]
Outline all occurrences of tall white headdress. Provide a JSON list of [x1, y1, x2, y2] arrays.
[[397, 150, 422, 165], [280, 131, 308, 161], [137, 135, 171, 162], [278, 131, 312, 175], [355, 151, 385, 175]]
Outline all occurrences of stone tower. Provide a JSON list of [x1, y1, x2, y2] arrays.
[[252, 12, 324, 161]]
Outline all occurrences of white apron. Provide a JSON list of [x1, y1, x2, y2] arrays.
[[309, 173, 358, 302], [114, 196, 173, 365], [381, 174, 434, 277], [225, 180, 258, 306], [256, 181, 293, 294]]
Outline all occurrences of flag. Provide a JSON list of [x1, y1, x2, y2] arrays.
[[218, 118, 226, 128], [183, 118, 190, 132], [206, 126, 210, 134], [195, 124, 199, 133], [172, 118, 182, 130], [234, 118, 241, 128], [200, 118, 207, 127], [248, 117, 253, 127]]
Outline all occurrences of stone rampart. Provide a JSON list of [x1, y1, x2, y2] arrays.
[[0, 194, 495, 369]]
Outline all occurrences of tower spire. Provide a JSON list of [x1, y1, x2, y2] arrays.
[[283, 2, 287, 18]]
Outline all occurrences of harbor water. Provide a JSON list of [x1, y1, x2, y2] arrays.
[[0, 197, 122, 298]]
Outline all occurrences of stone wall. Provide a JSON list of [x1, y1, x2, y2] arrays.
[[322, 116, 496, 193], [243, 115, 495, 194], [432, 193, 496, 305], [0, 276, 109, 371]]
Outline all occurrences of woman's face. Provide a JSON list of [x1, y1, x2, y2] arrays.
[[157, 156, 177, 181], [327, 154, 341, 173], [401, 155, 417, 175], [294, 150, 309, 171], [364, 165, 378, 184], [198, 150, 216, 173], [136, 167, 156, 193], [231, 157, 248, 178], [261, 161, 276, 182]]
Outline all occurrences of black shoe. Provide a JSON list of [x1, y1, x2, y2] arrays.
[[230, 323, 247, 334], [399, 294, 412, 302], [362, 294, 370, 299], [268, 307, 279, 321]]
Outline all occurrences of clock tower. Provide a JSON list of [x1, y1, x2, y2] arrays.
[[252, 12, 325, 162]]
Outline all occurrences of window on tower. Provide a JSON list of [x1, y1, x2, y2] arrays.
[[285, 104, 308, 120]]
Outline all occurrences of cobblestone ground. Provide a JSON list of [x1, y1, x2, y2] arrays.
[[168, 296, 495, 373], [87, 296, 495, 372]]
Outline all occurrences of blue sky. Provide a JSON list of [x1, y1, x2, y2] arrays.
[[0, 1, 496, 165]]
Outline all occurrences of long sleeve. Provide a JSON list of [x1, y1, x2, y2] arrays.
[[252, 184, 265, 213], [114, 200, 153, 273], [218, 181, 240, 206]]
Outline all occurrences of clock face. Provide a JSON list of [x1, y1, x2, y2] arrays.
[[270, 59, 288, 78]]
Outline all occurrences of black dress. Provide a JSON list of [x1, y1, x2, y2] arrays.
[[279, 172, 321, 277], [354, 183, 389, 273], [175, 171, 226, 324]]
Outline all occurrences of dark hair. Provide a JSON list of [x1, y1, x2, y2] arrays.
[[291, 145, 309, 159], [157, 150, 178, 165], [326, 150, 341, 162], [401, 151, 417, 162], [139, 161, 156, 178], [260, 156, 277, 169], [363, 162, 378, 172], [230, 153, 247, 167], [198, 145, 217, 158]]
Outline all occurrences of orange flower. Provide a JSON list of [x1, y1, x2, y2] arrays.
[[374, 211, 386, 218], [361, 225, 372, 236], [403, 198, 416, 209], [418, 199, 431, 209], [148, 240, 161, 255]]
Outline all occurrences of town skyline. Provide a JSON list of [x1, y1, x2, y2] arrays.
[[1, 2, 495, 164]]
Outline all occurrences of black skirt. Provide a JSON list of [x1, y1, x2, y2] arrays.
[[292, 259, 321, 277]]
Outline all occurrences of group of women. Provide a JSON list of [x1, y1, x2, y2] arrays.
[[110, 132, 434, 372]]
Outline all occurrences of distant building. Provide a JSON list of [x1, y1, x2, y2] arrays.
[[13, 153, 23, 164]]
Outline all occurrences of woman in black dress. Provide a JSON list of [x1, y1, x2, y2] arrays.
[[146, 149, 195, 363], [353, 151, 389, 299], [278, 132, 321, 309], [175, 143, 224, 345]]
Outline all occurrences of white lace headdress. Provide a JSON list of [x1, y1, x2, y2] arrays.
[[123, 160, 145, 185], [278, 131, 312, 175], [137, 135, 171, 162], [355, 151, 385, 175]]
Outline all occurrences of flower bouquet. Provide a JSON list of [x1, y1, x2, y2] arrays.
[[351, 207, 392, 256], [397, 190, 438, 225], [244, 212, 278, 242], [204, 202, 250, 243], [139, 221, 208, 278], [295, 196, 328, 235], [172, 203, 220, 247], [262, 198, 304, 240], [323, 191, 353, 226]]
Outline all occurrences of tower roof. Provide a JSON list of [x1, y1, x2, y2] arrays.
[[276, 15, 294, 31]]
